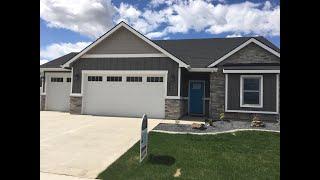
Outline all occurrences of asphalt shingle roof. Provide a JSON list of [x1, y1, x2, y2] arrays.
[[153, 36, 280, 68], [40, 52, 78, 68], [40, 37, 279, 68]]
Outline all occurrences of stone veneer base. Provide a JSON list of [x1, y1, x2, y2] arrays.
[[40, 95, 46, 111], [165, 99, 187, 119], [70, 96, 82, 114]]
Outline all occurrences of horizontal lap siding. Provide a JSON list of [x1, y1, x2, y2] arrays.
[[227, 74, 277, 112], [72, 57, 179, 96]]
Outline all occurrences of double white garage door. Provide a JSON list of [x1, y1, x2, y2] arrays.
[[82, 71, 167, 118]]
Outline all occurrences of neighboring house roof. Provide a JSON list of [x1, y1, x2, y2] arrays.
[[40, 52, 78, 68], [154, 36, 280, 68]]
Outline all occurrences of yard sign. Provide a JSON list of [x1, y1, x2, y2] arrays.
[[140, 114, 148, 163]]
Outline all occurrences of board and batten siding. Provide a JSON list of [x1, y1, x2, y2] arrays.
[[72, 57, 179, 96], [227, 74, 277, 112], [86, 26, 160, 54]]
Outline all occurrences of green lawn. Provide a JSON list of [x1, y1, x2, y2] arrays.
[[97, 131, 280, 180]]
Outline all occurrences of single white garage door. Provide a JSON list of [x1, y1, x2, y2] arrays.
[[82, 71, 167, 118], [45, 72, 71, 112]]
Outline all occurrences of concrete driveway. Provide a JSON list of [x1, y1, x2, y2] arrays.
[[40, 111, 163, 179]]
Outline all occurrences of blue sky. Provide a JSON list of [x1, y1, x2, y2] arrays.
[[40, 0, 279, 64]]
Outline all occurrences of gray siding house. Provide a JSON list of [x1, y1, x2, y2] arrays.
[[40, 21, 280, 121]]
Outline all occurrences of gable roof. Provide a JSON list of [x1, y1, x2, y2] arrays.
[[40, 23, 280, 69], [154, 36, 280, 68], [61, 21, 189, 68], [40, 52, 78, 68]]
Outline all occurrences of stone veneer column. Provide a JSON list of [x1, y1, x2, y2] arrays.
[[209, 69, 225, 120], [165, 99, 187, 119], [70, 96, 82, 114], [40, 95, 46, 111]]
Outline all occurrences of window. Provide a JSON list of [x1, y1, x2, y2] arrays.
[[88, 76, 102, 81], [51, 77, 63, 82], [66, 78, 71, 82], [147, 76, 163, 82], [106, 76, 122, 82], [126, 76, 142, 82], [240, 75, 263, 108]]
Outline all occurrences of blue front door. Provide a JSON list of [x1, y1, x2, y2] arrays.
[[189, 81, 204, 115]]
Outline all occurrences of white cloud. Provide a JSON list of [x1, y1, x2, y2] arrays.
[[40, 0, 116, 38], [226, 33, 242, 38], [40, 59, 49, 65], [40, 0, 279, 40], [40, 41, 91, 61]]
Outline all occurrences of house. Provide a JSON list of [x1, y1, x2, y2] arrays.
[[40, 21, 280, 121]]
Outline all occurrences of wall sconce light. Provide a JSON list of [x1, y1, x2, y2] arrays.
[[75, 74, 80, 80]]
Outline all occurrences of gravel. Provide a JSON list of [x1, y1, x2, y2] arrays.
[[153, 121, 280, 133]]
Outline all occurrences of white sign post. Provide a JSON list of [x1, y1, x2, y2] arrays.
[[140, 114, 148, 163]]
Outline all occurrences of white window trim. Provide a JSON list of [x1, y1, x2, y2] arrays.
[[240, 75, 263, 108], [62, 22, 189, 68], [208, 38, 280, 67], [223, 69, 280, 74]]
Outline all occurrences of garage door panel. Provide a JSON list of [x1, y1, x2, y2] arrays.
[[46, 73, 71, 112], [83, 73, 165, 118]]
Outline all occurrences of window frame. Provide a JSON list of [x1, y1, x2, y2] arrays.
[[51, 77, 64, 82], [106, 76, 122, 82], [88, 76, 103, 82], [240, 75, 263, 108]]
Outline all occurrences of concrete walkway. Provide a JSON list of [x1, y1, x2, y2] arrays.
[[40, 111, 198, 179]]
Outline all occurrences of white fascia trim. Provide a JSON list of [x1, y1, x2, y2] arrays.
[[40, 68, 70, 72], [240, 75, 263, 108], [82, 53, 167, 58], [223, 69, 280, 74], [225, 109, 279, 115], [62, 22, 189, 68], [70, 93, 82, 97], [188, 68, 218, 72], [208, 38, 280, 67]]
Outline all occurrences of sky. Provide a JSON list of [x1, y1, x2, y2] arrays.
[[40, 0, 280, 65]]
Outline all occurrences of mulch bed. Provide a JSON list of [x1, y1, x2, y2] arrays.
[[153, 121, 280, 133]]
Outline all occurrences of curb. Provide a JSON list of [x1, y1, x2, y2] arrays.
[[151, 128, 280, 135]]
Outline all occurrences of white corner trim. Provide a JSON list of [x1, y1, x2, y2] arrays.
[[82, 53, 167, 58], [240, 75, 263, 108], [276, 74, 280, 114], [62, 22, 189, 68], [225, 109, 278, 114], [223, 69, 280, 74], [70, 93, 82, 97], [188, 68, 218, 72], [208, 38, 280, 67], [178, 67, 181, 97], [225, 74, 228, 111]]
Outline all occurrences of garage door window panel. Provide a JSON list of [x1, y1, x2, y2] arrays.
[[147, 76, 163, 82], [88, 76, 102, 82], [126, 76, 142, 82], [107, 76, 122, 82], [51, 77, 63, 82]]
